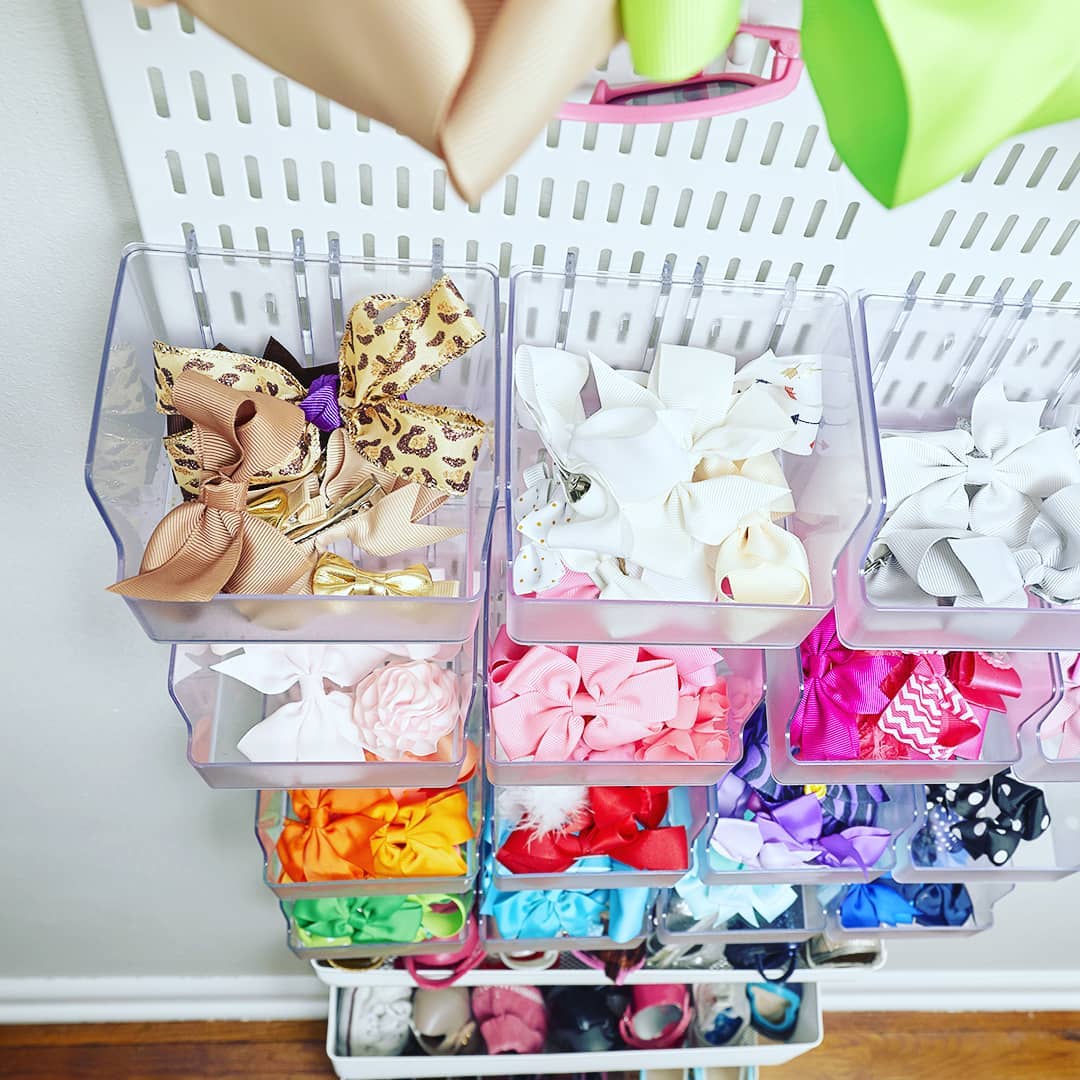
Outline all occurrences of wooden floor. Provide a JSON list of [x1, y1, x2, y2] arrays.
[[0, 1013, 1078, 1079]]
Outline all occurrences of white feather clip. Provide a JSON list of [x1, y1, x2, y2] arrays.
[[496, 785, 590, 837]]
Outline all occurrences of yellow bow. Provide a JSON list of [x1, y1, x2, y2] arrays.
[[311, 553, 459, 597], [337, 277, 487, 496]]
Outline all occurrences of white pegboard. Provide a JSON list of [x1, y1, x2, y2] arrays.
[[83, 0, 1080, 303]]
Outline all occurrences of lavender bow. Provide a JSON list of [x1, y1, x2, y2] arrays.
[[300, 373, 342, 431]]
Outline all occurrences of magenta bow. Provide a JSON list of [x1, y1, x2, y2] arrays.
[[488, 627, 681, 761], [877, 654, 985, 760], [709, 795, 891, 871], [790, 611, 899, 761], [1042, 653, 1080, 760]]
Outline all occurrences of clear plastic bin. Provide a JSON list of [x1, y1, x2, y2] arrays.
[[487, 783, 703, 893], [281, 894, 473, 961], [893, 782, 1080, 884], [480, 889, 653, 954], [1016, 657, 1080, 781], [699, 784, 919, 887], [835, 291, 1080, 651], [504, 268, 878, 647], [822, 881, 1014, 940], [254, 779, 481, 900], [766, 647, 1062, 784], [87, 243, 500, 644], [657, 885, 825, 946], [484, 510, 764, 787], [169, 631, 479, 789]]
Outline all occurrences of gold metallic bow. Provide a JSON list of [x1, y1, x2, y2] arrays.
[[337, 277, 487, 496], [108, 371, 315, 601], [311, 553, 460, 597]]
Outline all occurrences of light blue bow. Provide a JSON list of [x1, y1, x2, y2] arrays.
[[482, 884, 651, 943], [676, 863, 797, 927]]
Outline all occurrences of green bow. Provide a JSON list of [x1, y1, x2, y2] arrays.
[[288, 893, 468, 948]]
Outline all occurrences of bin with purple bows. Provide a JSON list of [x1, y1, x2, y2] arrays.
[[893, 771, 1080, 884], [503, 267, 881, 648], [766, 613, 1062, 784], [821, 878, 1015, 939], [835, 290, 1080, 651]]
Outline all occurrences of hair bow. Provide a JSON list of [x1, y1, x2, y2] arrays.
[[487, 630, 680, 761], [892, 881, 974, 927], [838, 880, 918, 928], [512, 462, 573, 595], [1041, 653, 1080, 759], [513, 343, 811, 599], [496, 787, 688, 875], [708, 795, 891, 872], [337, 277, 486, 495], [881, 380, 1080, 547], [289, 892, 467, 947], [909, 802, 967, 869], [790, 611, 899, 760], [877, 654, 994, 760], [310, 553, 457, 597], [213, 643, 450, 762], [924, 772, 1051, 866], [277, 787, 473, 882], [109, 372, 317, 600], [675, 870, 797, 928], [483, 884, 650, 944], [277, 788, 394, 882], [1013, 484, 1080, 602]]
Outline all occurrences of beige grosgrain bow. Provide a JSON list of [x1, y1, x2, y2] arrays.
[[137, 0, 618, 203], [337, 277, 487, 496], [108, 371, 315, 601]]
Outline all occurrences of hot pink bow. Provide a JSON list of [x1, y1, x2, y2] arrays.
[[790, 611, 899, 761], [877, 654, 985, 760], [1042, 653, 1080, 760], [488, 627, 681, 761]]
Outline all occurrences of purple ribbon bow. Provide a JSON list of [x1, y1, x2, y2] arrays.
[[299, 373, 342, 432], [710, 794, 891, 872], [790, 611, 899, 761]]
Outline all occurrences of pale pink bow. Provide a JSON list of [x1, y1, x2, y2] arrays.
[[1042, 653, 1080, 760], [488, 626, 680, 761]]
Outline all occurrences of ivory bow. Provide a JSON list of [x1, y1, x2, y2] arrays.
[[488, 633, 680, 761], [337, 277, 486, 495], [109, 371, 316, 600], [877, 654, 986, 760], [217, 643, 454, 762], [880, 380, 1080, 547], [1041, 653, 1080, 759], [514, 343, 812, 597]]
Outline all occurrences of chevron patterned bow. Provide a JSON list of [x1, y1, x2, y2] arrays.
[[337, 276, 487, 495], [877, 654, 984, 760], [881, 379, 1080, 547]]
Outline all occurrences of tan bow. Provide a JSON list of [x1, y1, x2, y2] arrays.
[[108, 371, 315, 601]]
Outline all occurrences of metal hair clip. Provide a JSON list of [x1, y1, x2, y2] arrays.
[[284, 478, 382, 543]]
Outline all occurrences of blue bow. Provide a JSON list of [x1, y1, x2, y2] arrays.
[[894, 882, 974, 927], [839, 881, 918, 928], [482, 884, 651, 944]]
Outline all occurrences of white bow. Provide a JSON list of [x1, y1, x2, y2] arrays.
[[216, 644, 455, 761], [881, 380, 1080, 547], [1014, 484, 1080, 601], [512, 462, 573, 595], [514, 343, 813, 592]]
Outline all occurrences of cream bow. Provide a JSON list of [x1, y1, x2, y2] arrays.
[[881, 380, 1080, 547]]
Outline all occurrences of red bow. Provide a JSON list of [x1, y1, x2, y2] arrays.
[[495, 786, 689, 874], [944, 652, 1022, 712]]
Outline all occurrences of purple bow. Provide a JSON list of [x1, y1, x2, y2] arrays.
[[790, 611, 899, 761], [299, 373, 342, 431], [709, 794, 891, 872]]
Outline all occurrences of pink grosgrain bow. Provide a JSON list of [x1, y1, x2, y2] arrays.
[[877, 654, 987, 760], [1041, 654, 1080, 759], [790, 611, 899, 761], [488, 627, 680, 761]]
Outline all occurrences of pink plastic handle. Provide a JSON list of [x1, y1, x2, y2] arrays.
[[558, 23, 802, 124]]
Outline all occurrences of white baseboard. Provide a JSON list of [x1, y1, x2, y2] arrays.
[[2, 970, 1078, 1024]]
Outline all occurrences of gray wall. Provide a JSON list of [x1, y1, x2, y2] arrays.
[[0, 0, 1075, 987]]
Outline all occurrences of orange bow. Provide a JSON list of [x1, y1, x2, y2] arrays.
[[276, 786, 473, 882], [109, 371, 315, 601]]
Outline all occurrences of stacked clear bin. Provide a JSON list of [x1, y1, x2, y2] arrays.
[[86, 244, 502, 963]]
